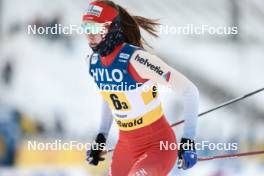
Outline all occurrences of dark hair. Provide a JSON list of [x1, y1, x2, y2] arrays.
[[97, 0, 160, 48]]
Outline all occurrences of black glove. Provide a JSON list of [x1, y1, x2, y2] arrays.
[[86, 133, 106, 166], [177, 138, 198, 170]]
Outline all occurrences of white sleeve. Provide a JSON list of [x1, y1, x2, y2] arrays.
[[85, 54, 113, 138], [98, 98, 114, 138], [130, 50, 199, 140]]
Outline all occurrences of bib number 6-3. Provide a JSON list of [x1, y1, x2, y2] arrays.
[[110, 94, 129, 110]]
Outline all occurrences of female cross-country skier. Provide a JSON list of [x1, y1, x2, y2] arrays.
[[84, 1, 199, 175]]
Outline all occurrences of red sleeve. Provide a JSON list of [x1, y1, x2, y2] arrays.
[[127, 63, 148, 83]]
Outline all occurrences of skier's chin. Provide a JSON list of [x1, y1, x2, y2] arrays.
[[89, 43, 98, 48]]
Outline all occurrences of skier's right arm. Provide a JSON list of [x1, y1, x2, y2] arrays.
[[86, 54, 113, 165]]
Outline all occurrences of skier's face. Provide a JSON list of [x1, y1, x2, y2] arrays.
[[83, 20, 110, 48], [86, 33, 104, 48]]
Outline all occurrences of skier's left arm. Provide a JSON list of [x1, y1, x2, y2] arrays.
[[130, 50, 199, 170]]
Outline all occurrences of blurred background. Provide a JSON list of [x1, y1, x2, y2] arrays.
[[0, 0, 264, 175]]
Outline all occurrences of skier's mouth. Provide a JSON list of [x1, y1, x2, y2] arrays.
[[89, 43, 98, 48]]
